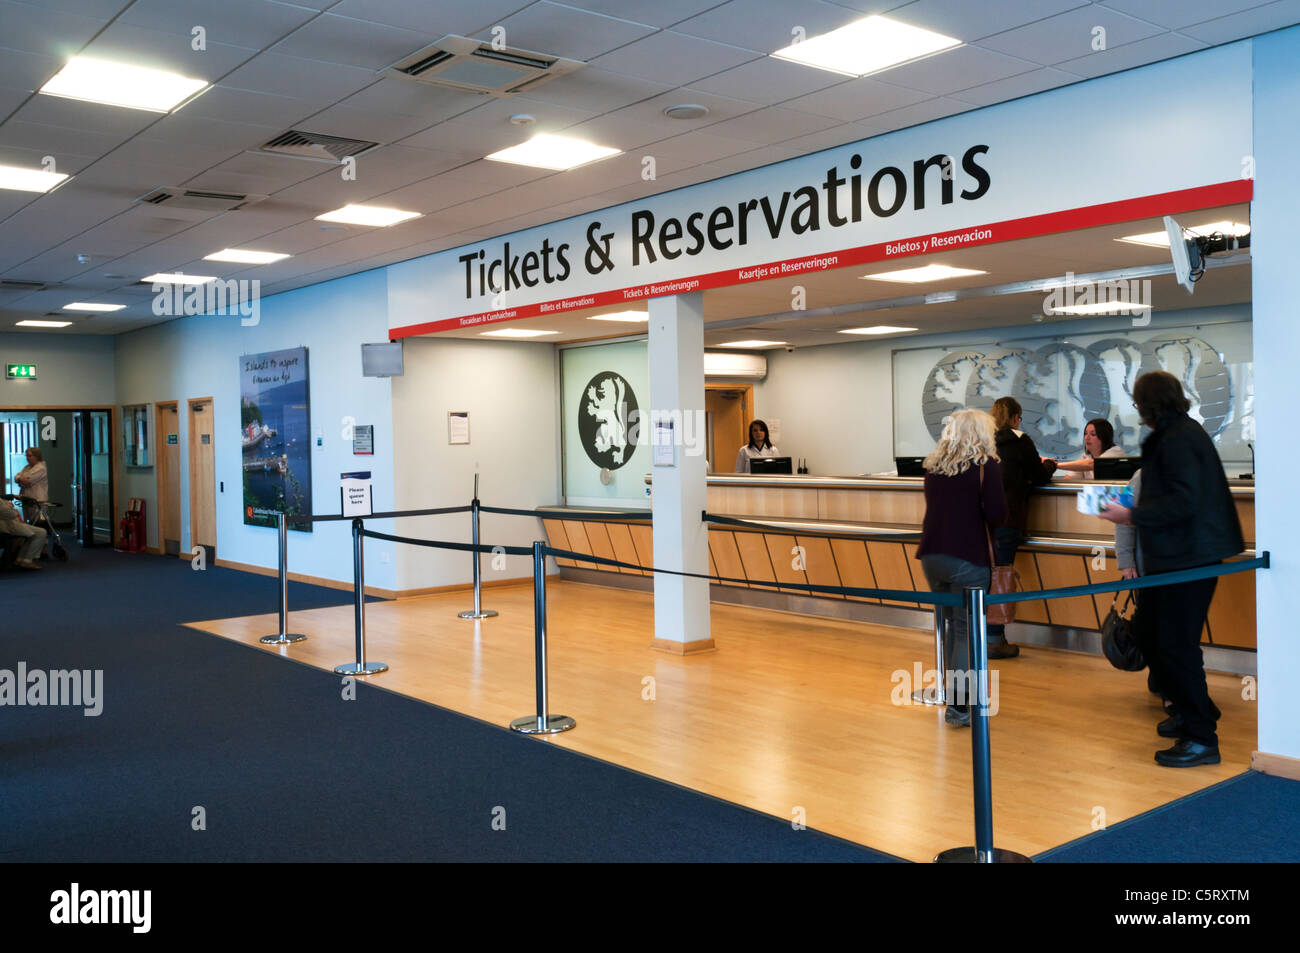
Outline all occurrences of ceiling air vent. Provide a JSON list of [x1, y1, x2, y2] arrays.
[[255, 130, 380, 163], [383, 35, 583, 97], [133, 188, 268, 212], [0, 278, 51, 292]]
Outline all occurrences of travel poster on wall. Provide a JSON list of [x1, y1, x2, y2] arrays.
[[240, 347, 313, 531]]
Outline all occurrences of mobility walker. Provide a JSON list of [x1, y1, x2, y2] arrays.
[[3, 494, 69, 562]]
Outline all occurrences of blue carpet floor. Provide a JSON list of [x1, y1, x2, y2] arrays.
[[1, 545, 896, 862], [1038, 771, 1300, 862]]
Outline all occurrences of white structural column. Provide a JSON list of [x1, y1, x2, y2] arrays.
[[1251, 25, 1300, 770], [647, 292, 714, 653]]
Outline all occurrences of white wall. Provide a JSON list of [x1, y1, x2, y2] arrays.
[[753, 303, 1251, 476], [1251, 26, 1299, 762], [0, 332, 116, 407], [113, 268, 398, 590], [391, 337, 561, 590]]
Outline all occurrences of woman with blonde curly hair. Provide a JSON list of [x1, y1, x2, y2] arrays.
[[915, 409, 1007, 727]]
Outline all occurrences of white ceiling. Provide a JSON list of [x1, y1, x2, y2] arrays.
[[0, 0, 1288, 335]]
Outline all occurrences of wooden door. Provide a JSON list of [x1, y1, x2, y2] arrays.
[[705, 385, 751, 473], [188, 398, 216, 558], [156, 402, 181, 555]]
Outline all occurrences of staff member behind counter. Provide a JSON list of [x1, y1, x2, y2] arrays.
[[735, 419, 780, 473], [1055, 419, 1126, 479]]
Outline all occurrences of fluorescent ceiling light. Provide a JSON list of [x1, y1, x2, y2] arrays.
[[315, 204, 422, 227], [588, 311, 648, 322], [485, 133, 621, 171], [720, 339, 786, 348], [1046, 301, 1151, 316], [0, 163, 70, 193], [39, 56, 208, 112], [204, 248, 291, 264], [63, 302, 125, 312], [143, 273, 217, 285], [17, 319, 73, 328], [480, 328, 557, 338], [838, 325, 918, 335], [1116, 221, 1250, 247], [862, 264, 987, 283], [771, 15, 961, 77]]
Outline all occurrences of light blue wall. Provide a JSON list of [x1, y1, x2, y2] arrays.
[[1251, 25, 1300, 761], [113, 268, 397, 590], [0, 332, 116, 407]]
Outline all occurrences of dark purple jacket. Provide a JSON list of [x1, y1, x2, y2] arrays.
[[916, 460, 1008, 567]]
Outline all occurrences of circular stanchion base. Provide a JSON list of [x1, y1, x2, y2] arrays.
[[933, 847, 1033, 864], [509, 714, 577, 735], [259, 633, 308, 645], [458, 609, 499, 619], [910, 689, 945, 707], [333, 661, 389, 676]]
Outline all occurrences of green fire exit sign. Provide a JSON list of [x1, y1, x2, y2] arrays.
[[5, 363, 36, 380]]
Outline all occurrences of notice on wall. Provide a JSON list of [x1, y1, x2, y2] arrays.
[[352, 424, 373, 455], [341, 471, 372, 517], [448, 411, 470, 445], [652, 418, 675, 467], [166, 433, 178, 445]]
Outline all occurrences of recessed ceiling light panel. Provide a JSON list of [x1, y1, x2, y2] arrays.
[[771, 15, 961, 78], [315, 205, 422, 227], [480, 328, 558, 338], [17, 319, 73, 328], [39, 56, 209, 112], [143, 273, 217, 286], [838, 325, 919, 335], [1117, 221, 1250, 247], [485, 133, 621, 170], [204, 249, 291, 264], [63, 302, 125, 312], [588, 311, 648, 322], [0, 164, 71, 193], [862, 264, 987, 283], [719, 339, 786, 348]]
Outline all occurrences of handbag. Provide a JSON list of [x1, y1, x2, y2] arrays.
[[1101, 592, 1146, 671], [980, 465, 1020, 625]]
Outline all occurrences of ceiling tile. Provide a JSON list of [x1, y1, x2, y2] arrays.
[[183, 86, 319, 128], [472, 2, 658, 61], [1179, 0, 1300, 43], [5, 0, 133, 17], [1055, 31, 1209, 78], [558, 0, 721, 29], [0, 1, 109, 60], [10, 95, 158, 138], [648, 130, 784, 164], [511, 67, 672, 114], [268, 13, 436, 71], [978, 6, 1167, 66], [869, 44, 1037, 96], [182, 153, 327, 194], [1096, 0, 1274, 30], [335, 78, 487, 124], [83, 22, 260, 82], [948, 65, 1077, 106], [779, 76, 931, 121], [292, 104, 441, 144], [136, 113, 283, 153], [673, 0, 868, 54], [326, 0, 528, 36], [602, 87, 763, 136], [442, 94, 596, 131], [698, 105, 842, 144], [889, 0, 1091, 42], [687, 55, 846, 105], [591, 30, 762, 86], [856, 96, 974, 134], [117, 0, 320, 51], [0, 47, 61, 94], [221, 51, 381, 102]]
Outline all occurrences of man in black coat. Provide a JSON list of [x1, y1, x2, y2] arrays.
[[1099, 371, 1244, 767]]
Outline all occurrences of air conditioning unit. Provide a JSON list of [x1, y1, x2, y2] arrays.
[[383, 35, 584, 97], [704, 352, 767, 381]]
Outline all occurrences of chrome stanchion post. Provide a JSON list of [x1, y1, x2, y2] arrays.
[[334, 518, 387, 676], [912, 607, 946, 706], [458, 475, 498, 620], [510, 541, 575, 735], [261, 512, 307, 645], [934, 586, 1029, 864]]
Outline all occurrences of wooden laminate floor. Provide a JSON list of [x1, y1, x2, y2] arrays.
[[188, 580, 1256, 862]]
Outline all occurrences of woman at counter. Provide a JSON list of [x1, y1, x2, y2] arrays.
[[989, 397, 1057, 658], [916, 409, 1006, 728], [734, 419, 780, 473], [1055, 419, 1125, 479]]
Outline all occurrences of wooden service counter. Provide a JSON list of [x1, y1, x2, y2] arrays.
[[538, 475, 1257, 659]]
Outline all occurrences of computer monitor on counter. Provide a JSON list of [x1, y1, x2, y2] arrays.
[[749, 456, 793, 475]]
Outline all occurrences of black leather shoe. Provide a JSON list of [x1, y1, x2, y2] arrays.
[[1157, 716, 1181, 738], [1155, 740, 1220, 767], [987, 641, 1020, 659]]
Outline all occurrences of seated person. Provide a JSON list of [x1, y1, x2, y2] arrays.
[[734, 419, 780, 473], [0, 496, 46, 570], [1054, 418, 1125, 479]]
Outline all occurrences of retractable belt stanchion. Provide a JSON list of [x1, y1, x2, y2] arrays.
[[333, 517, 388, 677], [935, 586, 1029, 864], [912, 608, 946, 706], [458, 474, 498, 620], [260, 512, 307, 645], [510, 541, 575, 735]]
